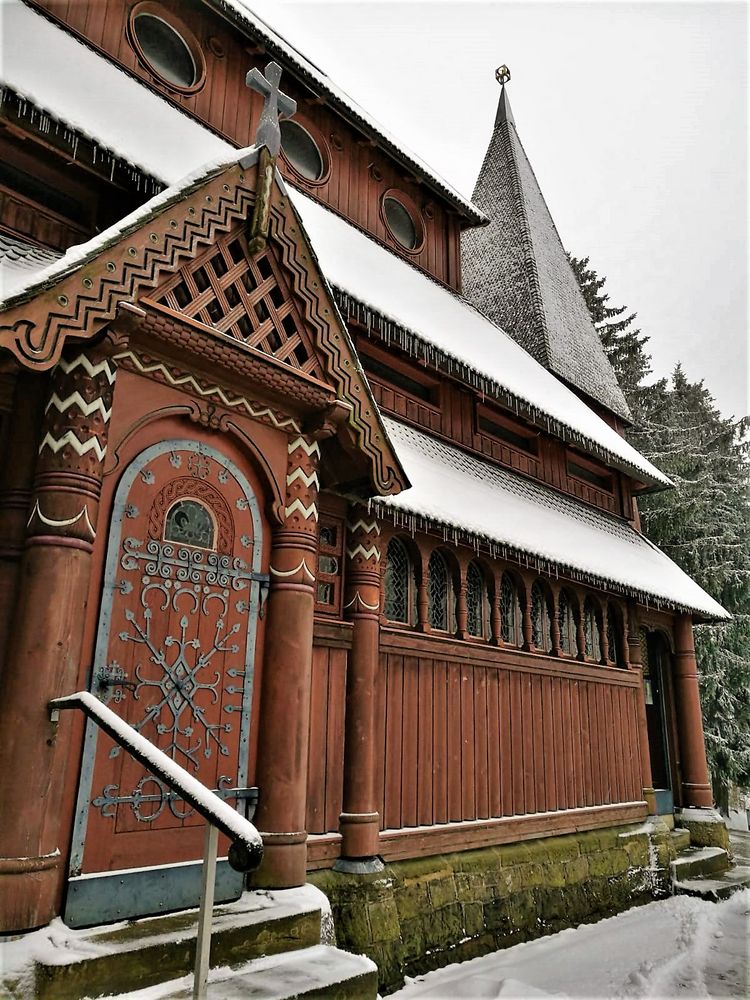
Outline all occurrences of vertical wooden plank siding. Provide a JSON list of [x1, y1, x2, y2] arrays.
[[308, 638, 643, 837]]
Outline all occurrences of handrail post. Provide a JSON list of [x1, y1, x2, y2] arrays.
[[193, 822, 219, 1000]]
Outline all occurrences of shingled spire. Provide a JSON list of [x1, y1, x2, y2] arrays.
[[462, 69, 631, 421]]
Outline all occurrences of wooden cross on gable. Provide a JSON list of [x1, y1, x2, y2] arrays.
[[245, 61, 297, 253], [246, 61, 297, 159]]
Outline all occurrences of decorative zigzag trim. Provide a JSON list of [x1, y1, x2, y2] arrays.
[[284, 498, 319, 521], [45, 392, 113, 422], [347, 518, 380, 537], [287, 436, 321, 457], [39, 430, 107, 462], [286, 468, 320, 489], [114, 351, 301, 432], [346, 543, 381, 563], [57, 354, 117, 384]]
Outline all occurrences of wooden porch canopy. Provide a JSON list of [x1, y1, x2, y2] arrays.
[[0, 146, 408, 500]]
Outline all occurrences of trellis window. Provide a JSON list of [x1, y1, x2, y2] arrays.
[[558, 588, 578, 655], [384, 537, 415, 624], [607, 604, 625, 667], [531, 582, 552, 653], [500, 572, 523, 646], [583, 597, 602, 661], [466, 561, 491, 639], [428, 550, 455, 632]]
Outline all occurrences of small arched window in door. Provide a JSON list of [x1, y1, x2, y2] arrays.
[[164, 498, 215, 550]]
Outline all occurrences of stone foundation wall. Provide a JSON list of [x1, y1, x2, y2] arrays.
[[310, 822, 675, 994]]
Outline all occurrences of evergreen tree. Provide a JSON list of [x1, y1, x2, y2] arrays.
[[570, 254, 750, 796]]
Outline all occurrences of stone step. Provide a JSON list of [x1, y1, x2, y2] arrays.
[[119, 945, 379, 1000], [670, 846, 731, 882], [674, 865, 750, 901], [669, 827, 691, 853], [30, 888, 323, 1000]]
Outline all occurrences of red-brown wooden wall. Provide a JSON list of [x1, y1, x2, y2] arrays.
[[307, 627, 645, 843]]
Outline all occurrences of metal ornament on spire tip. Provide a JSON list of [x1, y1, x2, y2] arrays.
[[495, 65, 511, 86]]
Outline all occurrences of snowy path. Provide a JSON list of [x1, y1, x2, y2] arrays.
[[391, 891, 750, 999]]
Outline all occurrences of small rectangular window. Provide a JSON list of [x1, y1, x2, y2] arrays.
[[361, 354, 435, 404], [477, 411, 538, 455], [316, 515, 344, 616], [567, 460, 614, 493]]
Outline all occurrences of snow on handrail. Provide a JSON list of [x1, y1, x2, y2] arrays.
[[49, 691, 263, 873]]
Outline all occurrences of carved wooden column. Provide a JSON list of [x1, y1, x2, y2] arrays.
[[521, 584, 533, 651], [337, 508, 383, 870], [253, 434, 320, 888], [673, 613, 713, 808], [0, 345, 120, 932], [489, 571, 502, 646], [550, 591, 561, 656], [455, 560, 469, 640], [416, 549, 429, 632], [627, 601, 656, 814], [0, 371, 45, 677]]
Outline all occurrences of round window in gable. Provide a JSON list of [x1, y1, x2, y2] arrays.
[[280, 120, 327, 183], [130, 4, 204, 92], [382, 193, 423, 252]]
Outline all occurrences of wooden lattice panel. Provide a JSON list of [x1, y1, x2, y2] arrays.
[[154, 230, 324, 379]]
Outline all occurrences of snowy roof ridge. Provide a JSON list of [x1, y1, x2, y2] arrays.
[[461, 85, 631, 421], [0, 149, 250, 309], [379, 419, 729, 621], [210, 0, 485, 226], [287, 189, 671, 490]]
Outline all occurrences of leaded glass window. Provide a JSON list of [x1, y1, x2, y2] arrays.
[[500, 572, 523, 646], [607, 604, 624, 667], [428, 550, 452, 631], [583, 597, 602, 661], [164, 499, 215, 549], [531, 582, 552, 653], [466, 561, 490, 639], [559, 589, 578, 655], [384, 537, 413, 623]]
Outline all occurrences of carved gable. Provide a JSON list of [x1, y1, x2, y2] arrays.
[[150, 228, 324, 381]]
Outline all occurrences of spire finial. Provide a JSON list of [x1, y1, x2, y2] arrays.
[[495, 65, 511, 86]]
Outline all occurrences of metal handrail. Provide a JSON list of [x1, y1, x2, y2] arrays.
[[50, 691, 263, 999]]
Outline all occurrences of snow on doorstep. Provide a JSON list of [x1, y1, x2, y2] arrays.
[[391, 890, 750, 999], [289, 190, 671, 490], [381, 419, 728, 620], [0, 1, 231, 185]]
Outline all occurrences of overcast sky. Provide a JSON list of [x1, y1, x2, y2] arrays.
[[249, 0, 748, 420]]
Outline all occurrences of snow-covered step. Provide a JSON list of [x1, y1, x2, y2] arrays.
[[671, 846, 730, 882], [669, 827, 691, 853], [29, 888, 323, 1000], [674, 865, 750, 901], [116, 945, 378, 999]]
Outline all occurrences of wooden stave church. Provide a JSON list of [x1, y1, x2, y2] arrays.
[[0, 0, 729, 965]]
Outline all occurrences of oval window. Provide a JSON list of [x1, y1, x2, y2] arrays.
[[383, 195, 419, 250], [280, 120, 325, 182], [133, 12, 197, 89]]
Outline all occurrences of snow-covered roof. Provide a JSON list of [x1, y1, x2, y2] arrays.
[[1, 1, 482, 226], [0, 232, 61, 300], [1, 1, 667, 489], [208, 1, 485, 225], [379, 419, 728, 621], [1, 1, 231, 185], [289, 190, 671, 490]]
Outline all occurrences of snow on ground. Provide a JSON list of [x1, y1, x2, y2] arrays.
[[392, 891, 750, 1000]]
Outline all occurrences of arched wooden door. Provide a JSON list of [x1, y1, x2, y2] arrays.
[[65, 440, 267, 928]]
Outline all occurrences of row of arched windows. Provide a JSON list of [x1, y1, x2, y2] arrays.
[[383, 536, 626, 666]]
